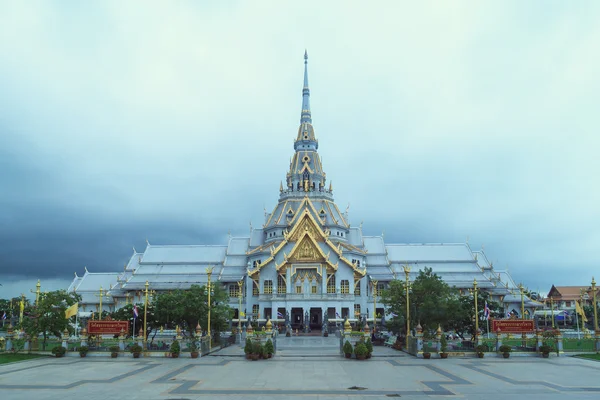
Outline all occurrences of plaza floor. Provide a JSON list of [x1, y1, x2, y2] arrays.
[[2, 336, 600, 400]]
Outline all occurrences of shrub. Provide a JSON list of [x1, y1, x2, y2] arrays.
[[252, 341, 262, 355], [264, 339, 274, 355], [244, 338, 253, 354], [129, 344, 142, 354], [170, 340, 181, 354], [109, 345, 120, 353], [189, 341, 198, 352], [539, 344, 553, 354], [354, 342, 368, 357], [475, 344, 487, 353], [440, 335, 448, 353], [499, 344, 512, 353], [79, 346, 89, 355], [365, 339, 373, 354], [52, 346, 67, 357], [343, 340, 353, 355]]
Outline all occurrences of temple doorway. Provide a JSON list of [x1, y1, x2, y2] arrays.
[[291, 307, 304, 330], [309, 307, 322, 330]]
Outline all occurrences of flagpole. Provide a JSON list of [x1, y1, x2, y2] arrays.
[[487, 318, 490, 339]]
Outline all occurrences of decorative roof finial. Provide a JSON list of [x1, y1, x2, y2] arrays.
[[300, 50, 311, 124]]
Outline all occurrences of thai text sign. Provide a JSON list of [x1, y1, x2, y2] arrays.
[[87, 321, 129, 334], [491, 319, 535, 333]]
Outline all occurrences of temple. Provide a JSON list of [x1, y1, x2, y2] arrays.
[[67, 53, 539, 328]]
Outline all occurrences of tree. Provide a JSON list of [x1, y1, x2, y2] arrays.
[[153, 284, 232, 336], [20, 290, 81, 350]]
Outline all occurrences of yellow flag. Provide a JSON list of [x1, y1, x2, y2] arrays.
[[65, 303, 78, 319], [575, 301, 588, 322]]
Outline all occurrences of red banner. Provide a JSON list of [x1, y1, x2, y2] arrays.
[[491, 319, 535, 333], [87, 321, 129, 334]]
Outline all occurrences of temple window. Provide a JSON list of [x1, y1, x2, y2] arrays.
[[277, 275, 286, 294], [354, 304, 361, 318], [341, 280, 350, 294], [264, 280, 273, 294], [354, 282, 361, 296], [327, 275, 336, 294], [296, 285, 302, 294], [229, 284, 239, 297], [252, 282, 259, 296], [252, 304, 259, 318], [311, 285, 317, 294]]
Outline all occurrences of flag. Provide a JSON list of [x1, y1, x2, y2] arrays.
[[240, 311, 245, 317], [1, 311, 6, 320], [575, 300, 588, 322], [390, 312, 398, 318], [277, 311, 284, 318], [335, 312, 341, 318], [133, 305, 139, 319], [483, 302, 490, 320], [506, 311, 511, 318], [65, 303, 78, 319]]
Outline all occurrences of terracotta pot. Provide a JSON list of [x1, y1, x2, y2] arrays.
[[133, 353, 140, 358], [423, 353, 431, 359], [477, 352, 484, 358], [111, 353, 118, 358], [440, 353, 448, 359], [502, 352, 510, 359], [542, 353, 549, 359], [366, 353, 372, 359], [267, 354, 272, 359], [171, 353, 179, 359], [191, 352, 199, 359], [356, 354, 366, 360], [245, 353, 251, 359], [79, 353, 87, 358], [345, 353, 351, 359], [251, 354, 259, 361]]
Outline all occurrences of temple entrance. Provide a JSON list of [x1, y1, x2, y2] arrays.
[[309, 307, 322, 330], [291, 307, 304, 330]]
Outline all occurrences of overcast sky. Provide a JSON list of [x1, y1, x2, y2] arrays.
[[1, 1, 599, 300]]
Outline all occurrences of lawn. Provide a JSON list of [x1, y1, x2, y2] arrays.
[[0, 353, 47, 364], [573, 354, 600, 361]]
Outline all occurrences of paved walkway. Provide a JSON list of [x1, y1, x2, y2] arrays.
[[1, 338, 600, 399]]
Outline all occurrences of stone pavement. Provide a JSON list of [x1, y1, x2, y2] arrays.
[[2, 336, 600, 400]]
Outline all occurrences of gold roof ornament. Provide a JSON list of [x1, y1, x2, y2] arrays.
[[344, 318, 351, 333], [266, 318, 272, 332], [363, 322, 370, 334], [247, 322, 254, 334], [416, 323, 423, 334], [280, 181, 283, 192], [437, 325, 442, 335]]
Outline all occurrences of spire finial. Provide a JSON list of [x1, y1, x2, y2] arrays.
[[300, 50, 311, 124]]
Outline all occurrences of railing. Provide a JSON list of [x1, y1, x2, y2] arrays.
[[563, 338, 595, 352], [258, 293, 355, 301]]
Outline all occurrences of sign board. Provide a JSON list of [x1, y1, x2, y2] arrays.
[[87, 320, 129, 334], [491, 319, 535, 333]]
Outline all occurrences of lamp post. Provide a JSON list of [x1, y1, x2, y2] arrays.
[[550, 296, 555, 328], [205, 267, 214, 349], [471, 279, 479, 341], [519, 284, 525, 319], [30, 280, 41, 307], [94, 286, 105, 320], [237, 279, 243, 343], [403, 265, 411, 341], [592, 277, 598, 333], [372, 279, 378, 332], [142, 281, 155, 348], [19, 294, 25, 326]]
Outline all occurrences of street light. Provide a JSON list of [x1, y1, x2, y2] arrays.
[[205, 267, 215, 349], [237, 279, 243, 342], [519, 283, 525, 319], [550, 296, 555, 328], [592, 277, 598, 333], [372, 279, 378, 332], [30, 280, 41, 307], [142, 281, 155, 349], [403, 265, 411, 341], [470, 279, 479, 340]]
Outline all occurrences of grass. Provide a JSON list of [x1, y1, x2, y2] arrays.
[[0, 353, 48, 364], [573, 354, 600, 361]]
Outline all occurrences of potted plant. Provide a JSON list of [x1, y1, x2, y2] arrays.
[[251, 342, 261, 361], [440, 336, 448, 359], [130, 343, 142, 358], [365, 339, 373, 359], [52, 346, 67, 358], [324, 331, 329, 337], [475, 344, 487, 358], [79, 346, 89, 358], [422, 351, 431, 359], [354, 342, 368, 360], [189, 341, 199, 359], [244, 338, 253, 360], [109, 345, 120, 358], [264, 339, 274, 359], [499, 344, 512, 358], [343, 340, 353, 359], [170, 340, 181, 358], [539, 344, 553, 358], [286, 331, 291, 337]]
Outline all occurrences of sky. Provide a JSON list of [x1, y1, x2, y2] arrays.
[[1, 1, 599, 300]]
